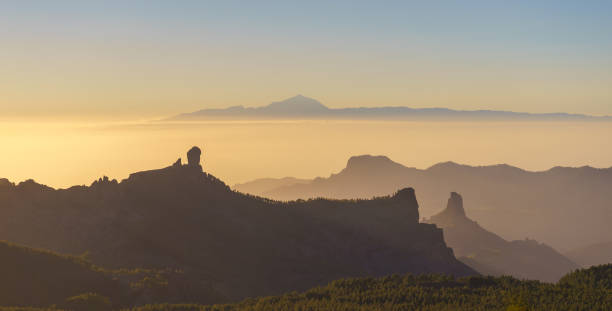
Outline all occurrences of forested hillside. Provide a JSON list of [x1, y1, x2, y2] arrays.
[[0, 241, 224, 309], [1, 263, 609, 310], [0, 241, 121, 308], [124, 265, 612, 311]]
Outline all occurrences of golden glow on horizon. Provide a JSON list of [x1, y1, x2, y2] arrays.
[[1, 120, 611, 191]]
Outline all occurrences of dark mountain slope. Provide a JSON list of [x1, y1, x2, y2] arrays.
[[0, 239, 226, 309], [426, 193, 579, 282], [0, 148, 475, 303], [0, 241, 121, 308], [234, 155, 612, 251]]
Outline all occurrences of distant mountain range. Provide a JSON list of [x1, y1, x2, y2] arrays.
[[426, 192, 579, 282], [565, 241, 612, 268], [234, 155, 612, 259], [168, 95, 611, 121]]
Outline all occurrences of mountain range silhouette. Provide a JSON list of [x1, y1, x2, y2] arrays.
[[0, 147, 475, 303], [169, 95, 612, 120], [235, 154, 612, 262]]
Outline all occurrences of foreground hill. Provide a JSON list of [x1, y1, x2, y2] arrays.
[[0, 240, 225, 309], [234, 155, 612, 253], [125, 264, 612, 311], [426, 193, 579, 282], [0, 241, 122, 308], [0, 147, 475, 303], [169, 95, 611, 121]]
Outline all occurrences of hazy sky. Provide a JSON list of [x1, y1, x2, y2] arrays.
[[2, 1, 612, 118]]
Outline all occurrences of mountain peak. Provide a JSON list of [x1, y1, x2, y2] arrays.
[[347, 154, 392, 165], [0, 178, 13, 188], [344, 155, 405, 174], [266, 95, 328, 112], [429, 192, 467, 224], [446, 192, 466, 217], [427, 161, 463, 171], [125, 146, 218, 186], [286, 94, 316, 101]]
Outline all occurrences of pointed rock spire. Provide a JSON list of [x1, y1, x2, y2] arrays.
[[446, 192, 466, 217], [428, 192, 467, 225]]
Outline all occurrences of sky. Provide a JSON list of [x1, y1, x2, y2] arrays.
[[1, 0, 612, 118]]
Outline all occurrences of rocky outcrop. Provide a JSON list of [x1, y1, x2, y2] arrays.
[[342, 155, 406, 177], [446, 192, 465, 216], [427, 192, 579, 282], [173, 158, 182, 167], [128, 147, 208, 182], [187, 146, 202, 170], [393, 188, 420, 223], [91, 176, 118, 187], [429, 192, 465, 223]]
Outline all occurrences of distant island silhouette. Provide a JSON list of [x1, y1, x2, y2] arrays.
[[168, 95, 612, 121]]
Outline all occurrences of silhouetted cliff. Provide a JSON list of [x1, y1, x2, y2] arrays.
[[0, 148, 475, 303]]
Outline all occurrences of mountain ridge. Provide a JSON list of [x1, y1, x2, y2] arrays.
[[235, 155, 612, 197], [233, 155, 612, 253], [565, 241, 612, 268], [168, 95, 612, 121], [0, 147, 476, 303]]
